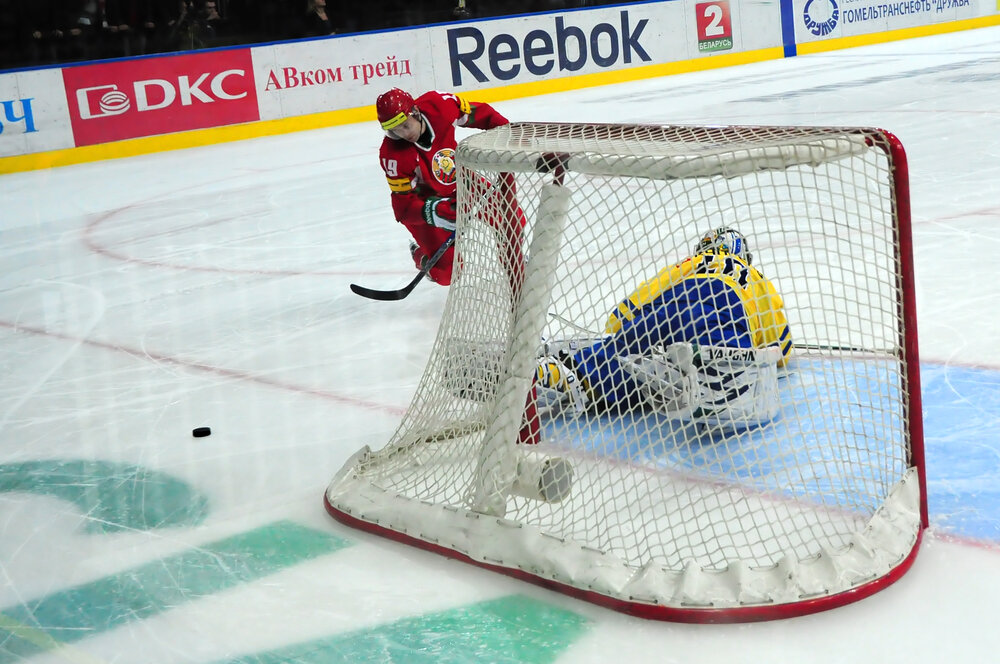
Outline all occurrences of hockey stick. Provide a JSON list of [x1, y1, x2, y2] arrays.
[[794, 343, 881, 353], [548, 312, 600, 336], [350, 234, 455, 301]]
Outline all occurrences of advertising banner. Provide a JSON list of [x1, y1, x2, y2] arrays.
[[427, 2, 778, 91], [794, 0, 980, 43], [0, 69, 75, 158], [252, 32, 428, 121], [696, 1, 736, 52], [251, 1, 782, 120], [62, 49, 259, 147]]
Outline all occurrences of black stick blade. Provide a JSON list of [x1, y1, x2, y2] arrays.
[[349, 276, 423, 301], [349, 233, 453, 302]]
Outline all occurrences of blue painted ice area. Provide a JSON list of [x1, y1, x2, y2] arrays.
[[920, 362, 1000, 541], [543, 358, 1000, 543]]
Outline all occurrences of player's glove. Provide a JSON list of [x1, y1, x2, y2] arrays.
[[422, 196, 457, 231]]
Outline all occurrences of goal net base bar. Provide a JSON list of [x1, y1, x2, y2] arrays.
[[324, 468, 923, 623]]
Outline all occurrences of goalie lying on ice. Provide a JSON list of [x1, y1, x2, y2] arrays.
[[537, 227, 792, 427]]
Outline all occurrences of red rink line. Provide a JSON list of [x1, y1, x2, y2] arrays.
[[916, 205, 1000, 224], [923, 356, 1000, 372], [930, 530, 1000, 552], [0, 319, 405, 416], [81, 205, 410, 278]]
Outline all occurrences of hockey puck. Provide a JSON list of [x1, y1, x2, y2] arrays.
[[192, 427, 211, 438]]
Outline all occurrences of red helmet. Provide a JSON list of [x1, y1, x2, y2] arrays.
[[376, 88, 416, 131]]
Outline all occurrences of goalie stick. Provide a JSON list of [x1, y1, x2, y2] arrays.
[[350, 234, 455, 301]]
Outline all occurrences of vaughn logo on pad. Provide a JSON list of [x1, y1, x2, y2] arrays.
[[63, 50, 259, 147]]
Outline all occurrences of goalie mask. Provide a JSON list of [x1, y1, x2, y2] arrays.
[[693, 227, 753, 264]]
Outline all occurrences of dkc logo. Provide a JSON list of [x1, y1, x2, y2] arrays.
[[447, 10, 650, 85], [76, 71, 247, 120], [63, 49, 259, 147]]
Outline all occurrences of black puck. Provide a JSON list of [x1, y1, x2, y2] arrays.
[[192, 427, 211, 438]]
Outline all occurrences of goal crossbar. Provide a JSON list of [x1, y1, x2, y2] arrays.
[[459, 123, 873, 180]]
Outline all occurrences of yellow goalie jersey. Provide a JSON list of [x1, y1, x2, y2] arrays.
[[604, 250, 792, 364]]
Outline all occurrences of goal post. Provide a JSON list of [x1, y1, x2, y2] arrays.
[[325, 123, 926, 622]]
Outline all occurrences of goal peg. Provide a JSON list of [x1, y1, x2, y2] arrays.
[[510, 451, 574, 503]]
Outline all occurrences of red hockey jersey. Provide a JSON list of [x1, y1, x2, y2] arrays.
[[378, 91, 508, 285]]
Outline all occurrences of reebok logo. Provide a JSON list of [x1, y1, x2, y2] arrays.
[[447, 10, 650, 85]]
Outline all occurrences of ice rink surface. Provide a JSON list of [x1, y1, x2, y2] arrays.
[[2, 25, 1000, 664]]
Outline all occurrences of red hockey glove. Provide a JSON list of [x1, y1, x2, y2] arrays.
[[422, 196, 457, 231]]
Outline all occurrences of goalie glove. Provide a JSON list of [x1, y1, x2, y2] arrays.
[[620, 343, 700, 418], [422, 196, 457, 231]]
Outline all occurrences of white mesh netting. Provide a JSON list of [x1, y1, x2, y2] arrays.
[[326, 124, 924, 619]]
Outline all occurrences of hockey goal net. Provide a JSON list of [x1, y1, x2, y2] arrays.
[[325, 123, 926, 622]]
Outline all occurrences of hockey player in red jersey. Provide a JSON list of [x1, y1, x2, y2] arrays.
[[376, 88, 510, 286]]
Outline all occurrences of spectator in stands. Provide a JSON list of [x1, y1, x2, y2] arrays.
[[166, 0, 222, 50], [23, 0, 70, 65], [200, 0, 224, 39], [160, 0, 186, 51], [0, 0, 17, 69], [128, 0, 163, 54], [60, 0, 101, 62], [19, 0, 50, 66], [298, 0, 334, 38], [5, 0, 634, 70], [103, 0, 136, 57], [251, 0, 294, 40]]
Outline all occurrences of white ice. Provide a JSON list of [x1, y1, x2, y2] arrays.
[[1, 25, 999, 663]]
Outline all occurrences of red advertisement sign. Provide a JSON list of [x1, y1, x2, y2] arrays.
[[63, 49, 259, 147], [695, 1, 733, 52]]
